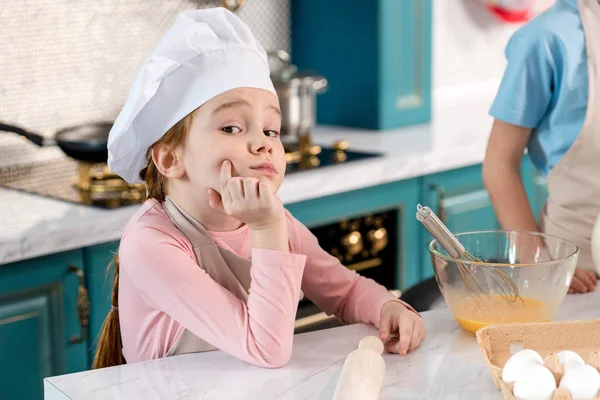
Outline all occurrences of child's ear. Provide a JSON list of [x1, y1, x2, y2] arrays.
[[151, 144, 185, 179]]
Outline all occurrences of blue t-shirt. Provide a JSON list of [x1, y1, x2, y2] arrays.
[[489, 0, 588, 177]]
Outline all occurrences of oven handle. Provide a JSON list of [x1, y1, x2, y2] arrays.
[[294, 289, 402, 330]]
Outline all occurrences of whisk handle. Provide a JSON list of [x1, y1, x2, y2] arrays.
[[416, 204, 465, 259]]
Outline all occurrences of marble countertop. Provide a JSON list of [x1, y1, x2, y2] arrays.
[[44, 290, 600, 400], [1, 82, 498, 265]]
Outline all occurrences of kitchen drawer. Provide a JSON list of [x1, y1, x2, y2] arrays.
[[0, 249, 88, 400]]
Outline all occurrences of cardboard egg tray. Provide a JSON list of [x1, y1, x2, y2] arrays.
[[476, 319, 600, 400]]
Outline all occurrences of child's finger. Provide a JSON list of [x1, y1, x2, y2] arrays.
[[220, 160, 232, 186], [570, 276, 587, 293], [384, 337, 399, 354], [576, 269, 595, 290], [219, 160, 234, 207], [257, 181, 272, 201], [228, 177, 244, 203], [243, 178, 259, 201], [378, 316, 393, 342], [398, 320, 413, 356], [220, 183, 233, 208], [207, 188, 225, 212], [585, 270, 598, 286], [388, 336, 405, 355], [409, 323, 423, 351]]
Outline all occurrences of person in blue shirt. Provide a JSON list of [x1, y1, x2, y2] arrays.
[[483, 0, 600, 294]]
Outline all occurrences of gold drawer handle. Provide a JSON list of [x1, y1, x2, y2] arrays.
[[67, 265, 90, 344], [347, 258, 382, 272]]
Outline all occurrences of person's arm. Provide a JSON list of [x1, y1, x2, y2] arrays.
[[286, 212, 417, 328], [484, 27, 554, 235], [120, 226, 306, 368], [483, 126, 598, 293], [287, 213, 425, 354], [482, 119, 538, 232]]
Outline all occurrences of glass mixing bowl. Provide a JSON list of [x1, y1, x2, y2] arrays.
[[429, 230, 579, 335]]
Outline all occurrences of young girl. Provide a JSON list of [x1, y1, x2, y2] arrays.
[[93, 8, 425, 369], [483, 0, 600, 294]]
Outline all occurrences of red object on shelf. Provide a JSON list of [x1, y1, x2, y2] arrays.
[[487, 5, 532, 22]]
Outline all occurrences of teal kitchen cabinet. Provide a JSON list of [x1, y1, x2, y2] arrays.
[[287, 177, 422, 290], [291, 0, 432, 129], [83, 241, 119, 367], [0, 250, 89, 400], [419, 158, 548, 280]]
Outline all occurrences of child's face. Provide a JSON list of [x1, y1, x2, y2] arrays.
[[179, 87, 286, 196]]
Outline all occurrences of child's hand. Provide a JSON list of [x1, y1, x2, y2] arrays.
[[378, 301, 426, 356], [208, 160, 285, 230], [568, 268, 598, 294]]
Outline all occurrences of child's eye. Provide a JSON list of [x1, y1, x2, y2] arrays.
[[222, 126, 241, 134], [264, 130, 280, 138]]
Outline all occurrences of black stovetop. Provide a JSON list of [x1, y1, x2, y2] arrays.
[[285, 146, 381, 174]]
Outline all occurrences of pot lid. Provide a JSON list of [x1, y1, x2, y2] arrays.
[[268, 50, 326, 87]]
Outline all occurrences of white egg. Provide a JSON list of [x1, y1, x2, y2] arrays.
[[513, 364, 557, 400], [559, 364, 600, 399], [557, 350, 586, 374], [502, 349, 544, 383]]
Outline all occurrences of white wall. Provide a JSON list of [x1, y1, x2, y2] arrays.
[[432, 0, 528, 91]]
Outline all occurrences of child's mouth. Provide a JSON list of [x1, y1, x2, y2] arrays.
[[249, 162, 278, 177]]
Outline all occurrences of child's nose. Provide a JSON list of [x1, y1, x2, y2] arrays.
[[249, 132, 273, 154]]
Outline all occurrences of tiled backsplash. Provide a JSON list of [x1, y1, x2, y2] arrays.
[[0, 0, 289, 136]]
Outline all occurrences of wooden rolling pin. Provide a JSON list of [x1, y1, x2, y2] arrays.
[[332, 336, 386, 400]]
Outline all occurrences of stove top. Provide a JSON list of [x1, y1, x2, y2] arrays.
[[0, 141, 381, 208], [285, 145, 380, 174], [0, 158, 146, 208]]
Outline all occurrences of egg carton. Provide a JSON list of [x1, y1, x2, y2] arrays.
[[476, 319, 600, 400]]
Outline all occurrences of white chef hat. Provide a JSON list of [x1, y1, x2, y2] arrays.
[[107, 7, 277, 184]]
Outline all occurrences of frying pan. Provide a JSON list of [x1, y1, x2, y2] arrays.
[[0, 121, 111, 163]]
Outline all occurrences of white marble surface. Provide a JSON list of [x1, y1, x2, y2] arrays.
[[44, 290, 600, 400], [1, 82, 499, 265]]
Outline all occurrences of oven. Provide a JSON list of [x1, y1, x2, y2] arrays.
[[294, 208, 400, 333]]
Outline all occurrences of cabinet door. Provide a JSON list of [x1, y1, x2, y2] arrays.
[[291, 0, 432, 130], [0, 250, 88, 400], [83, 241, 119, 367], [379, 0, 432, 129]]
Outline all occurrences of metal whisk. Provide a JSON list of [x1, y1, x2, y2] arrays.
[[416, 204, 522, 305]]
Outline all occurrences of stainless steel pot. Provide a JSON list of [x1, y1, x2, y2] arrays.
[[268, 50, 328, 137]]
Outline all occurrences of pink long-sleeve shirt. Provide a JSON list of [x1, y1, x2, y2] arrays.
[[118, 199, 415, 367]]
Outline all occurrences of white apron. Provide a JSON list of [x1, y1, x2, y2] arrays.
[[538, 0, 600, 274], [162, 196, 302, 356]]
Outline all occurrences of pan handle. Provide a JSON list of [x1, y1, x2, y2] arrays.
[[0, 122, 46, 146]]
